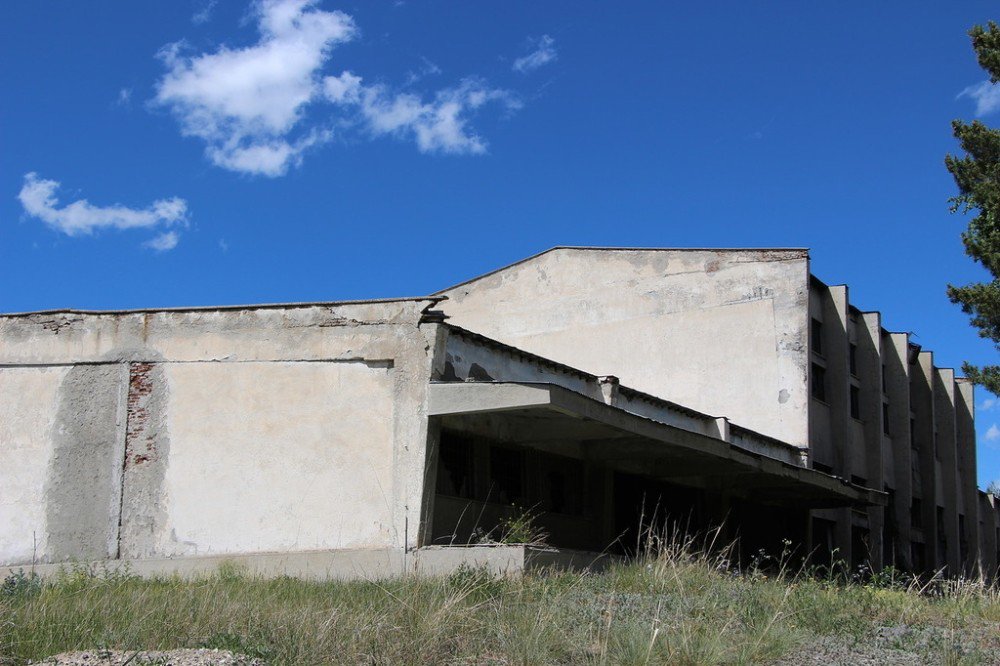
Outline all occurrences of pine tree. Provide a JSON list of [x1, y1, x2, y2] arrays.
[[946, 22, 1000, 395]]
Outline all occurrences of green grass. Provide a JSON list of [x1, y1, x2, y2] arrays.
[[2, 547, 999, 665]]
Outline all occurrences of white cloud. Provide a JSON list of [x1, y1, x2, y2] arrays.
[[981, 397, 997, 412], [155, 0, 356, 176], [192, 0, 218, 25], [144, 231, 180, 252], [18, 173, 187, 245], [959, 80, 1000, 116], [404, 57, 442, 86], [512, 35, 557, 73], [156, 1, 520, 173], [117, 88, 132, 107], [323, 71, 363, 104], [340, 78, 519, 155], [984, 423, 1000, 442]]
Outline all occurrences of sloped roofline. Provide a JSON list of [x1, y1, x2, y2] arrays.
[[432, 245, 811, 296], [0, 296, 444, 318]]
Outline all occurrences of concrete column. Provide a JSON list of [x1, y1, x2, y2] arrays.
[[911, 351, 938, 571], [858, 312, 884, 570], [884, 332, 913, 571], [955, 379, 979, 576], [823, 285, 853, 567], [601, 468, 616, 549], [418, 418, 442, 548], [414, 322, 451, 550], [981, 494, 999, 580], [933, 368, 961, 575]]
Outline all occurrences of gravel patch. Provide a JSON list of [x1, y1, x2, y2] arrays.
[[30, 649, 265, 665], [772, 622, 1000, 665]]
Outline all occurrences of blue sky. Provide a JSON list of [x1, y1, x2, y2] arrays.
[[3, 1, 1000, 486]]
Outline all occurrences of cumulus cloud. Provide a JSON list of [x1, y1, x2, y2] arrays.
[[18, 172, 187, 248], [512, 35, 557, 73], [981, 397, 997, 412], [984, 423, 1000, 443], [154, 0, 356, 176], [959, 80, 1000, 116], [325, 76, 519, 155], [155, 0, 517, 174], [144, 231, 180, 252]]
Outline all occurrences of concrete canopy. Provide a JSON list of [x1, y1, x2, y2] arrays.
[[428, 381, 884, 509]]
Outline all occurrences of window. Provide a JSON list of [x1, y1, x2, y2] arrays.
[[488, 446, 525, 505], [542, 457, 584, 515], [811, 318, 824, 355], [911, 541, 925, 572], [883, 403, 891, 435], [850, 385, 861, 419], [911, 498, 922, 528], [437, 432, 475, 499], [881, 364, 888, 393], [811, 363, 827, 401], [849, 343, 858, 375]]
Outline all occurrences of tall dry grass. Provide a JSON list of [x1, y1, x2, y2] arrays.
[[2, 534, 999, 665]]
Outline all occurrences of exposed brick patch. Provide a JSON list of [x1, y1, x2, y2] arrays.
[[125, 362, 156, 467]]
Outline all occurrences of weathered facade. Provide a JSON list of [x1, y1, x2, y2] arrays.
[[1, 247, 996, 579]]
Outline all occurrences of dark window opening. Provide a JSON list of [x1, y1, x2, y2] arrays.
[[811, 318, 824, 355], [883, 403, 890, 435], [812, 460, 833, 474], [911, 541, 925, 572], [911, 498, 923, 528], [488, 446, 525, 506], [850, 385, 861, 419], [811, 517, 836, 568], [542, 457, 584, 515], [437, 433, 475, 499], [811, 363, 827, 401], [882, 364, 888, 393], [849, 343, 858, 375]]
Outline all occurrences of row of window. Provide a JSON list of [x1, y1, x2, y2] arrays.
[[436, 432, 586, 516], [811, 318, 861, 376], [811, 362, 893, 434]]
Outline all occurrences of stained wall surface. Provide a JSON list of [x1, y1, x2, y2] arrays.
[[437, 248, 811, 446], [0, 301, 439, 567]]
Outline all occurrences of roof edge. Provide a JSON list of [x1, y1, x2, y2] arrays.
[[434, 246, 811, 296], [0, 296, 444, 318]]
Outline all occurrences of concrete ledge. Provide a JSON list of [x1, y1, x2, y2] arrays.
[[413, 545, 615, 576], [0, 548, 407, 581], [0, 546, 616, 581]]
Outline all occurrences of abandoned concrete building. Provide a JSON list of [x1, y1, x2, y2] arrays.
[[1, 247, 998, 579]]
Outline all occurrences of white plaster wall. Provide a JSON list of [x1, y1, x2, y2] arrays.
[[439, 249, 810, 446], [157, 361, 396, 556], [0, 300, 441, 566], [0, 366, 65, 565]]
